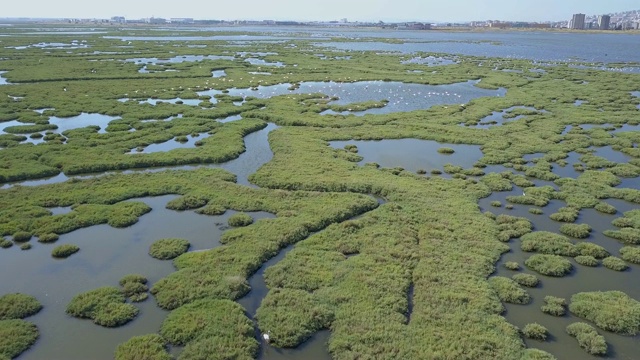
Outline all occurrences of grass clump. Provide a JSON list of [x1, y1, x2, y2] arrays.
[[66, 286, 138, 327], [119, 274, 148, 302], [488, 276, 531, 304], [620, 246, 640, 264], [522, 323, 548, 341], [525, 254, 573, 277], [541, 296, 566, 316], [490, 201, 502, 207], [574, 242, 609, 259], [602, 256, 628, 271], [549, 207, 579, 223], [0, 239, 12, 249], [604, 228, 640, 245], [528, 208, 543, 215], [51, 244, 79, 258], [227, 212, 254, 227], [37, 233, 59, 243], [437, 147, 455, 154], [115, 334, 171, 360], [149, 238, 190, 260], [520, 231, 577, 257], [195, 204, 226, 216], [575, 255, 599, 267], [566, 322, 608, 356], [11, 231, 31, 242], [495, 214, 532, 242], [595, 202, 617, 215], [0, 319, 39, 359], [0, 294, 42, 320], [512, 273, 539, 288], [559, 223, 591, 239], [160, 299, 257, 358], [569, 291, 640, 335], [504, 261, 520, 270], [520, 348, 557, 360], [20, 243, 31, 251], [166, 195, 208, 211]]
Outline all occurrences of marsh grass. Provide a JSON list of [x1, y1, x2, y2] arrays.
[[227, 212, 254, 227], [488, 276, 531, 304], [525, 254, 573, 277], [566, 322, 607, 356], [574, 255, 599, 267], [51, 244, 79, 258], [20, 243, 31, 251], [0, 320, 38, 359], [512, 273, 539, 288], [520, 232, 577, 257], [0, 294, 42, 320], [504, 261, 520, 271], [574, 242, 609, 259], [559, 223, 591, 239], [541, 296, 566, 316], [520, 348, 556, 360], [569, 291, 640, 335], [602, 256, 628, 271], [522, 323, 548, 341], [160, 299, 257, 358], [619, 246, 640, 264], [115, 334, 171, 360], [66, 286, 138, 327], [149, 238, 190, 260]]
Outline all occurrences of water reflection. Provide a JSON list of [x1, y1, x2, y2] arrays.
[[329, 139, 483, 174]]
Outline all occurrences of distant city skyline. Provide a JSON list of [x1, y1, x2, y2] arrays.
[[1, 0, 638, 23]]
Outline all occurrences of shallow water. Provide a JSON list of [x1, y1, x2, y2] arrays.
[[486, 191, 640, 360], [212, 70, 227, 78], [49, 113, 120, 134], [468, 106, 542, 129], [245, 58, 285, 67], [124, 54, 235, 65], [1, 123, 277, 189], [198, 80, 505, 115], [329, 139, 483, 173], [129, 133, 213, 154], [0, 70, 9, 85], [2, 195, 274, 360]]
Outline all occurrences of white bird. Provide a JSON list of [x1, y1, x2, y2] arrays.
[[523, 191, 526, 196], [262, 331, 271, 343]]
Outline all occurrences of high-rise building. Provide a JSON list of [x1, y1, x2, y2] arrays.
[[570, 13, 586, 29], [598, 15, 611, 30]]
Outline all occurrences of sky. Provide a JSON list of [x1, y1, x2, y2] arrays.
[[2, 0, 638, 23]]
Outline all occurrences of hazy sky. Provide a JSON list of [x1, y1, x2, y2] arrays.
[[3, 0, 638, 22]]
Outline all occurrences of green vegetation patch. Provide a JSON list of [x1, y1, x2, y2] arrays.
[[119, 274, 148, 302], [149, 238, 190, 260], [603, 228, 640, 245], [520, 348, 557, 360], [602, 256, 628, 271], [569, 291, 640, 335], [574, 242, 609, 259], [66, 286, 138, 327], [520, 232, 576, 257], [541, 296, 566, 317], [227, 212, 254, 227], [488, 276, 531, 304], [496, 214, 532, 242], [0, 294, 42, 320], [522, 323, 548, 341], [115, 334, 171, 360], [524, 254, 573, 277], [256, 288, 333, 347], [437, 147, 455, 154], [504, 261, 520, 271], [566, 322, 607, 356], [620, 246, 640, 264], [559, 223, 592, 239], [511, 273, 539, 288], [574, 255, 599, 267], [0, 319, 39, 359], [51, 244, 79, 258], [160, 299, 257, 358]]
